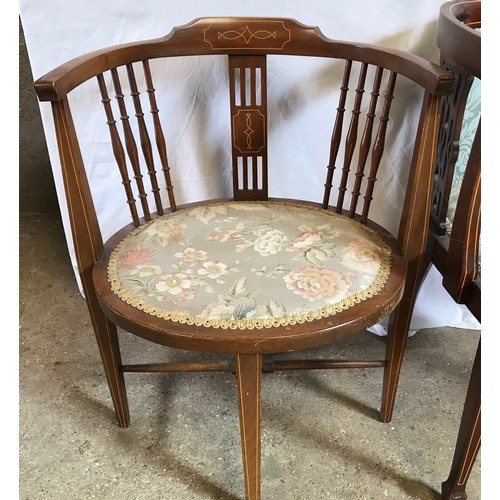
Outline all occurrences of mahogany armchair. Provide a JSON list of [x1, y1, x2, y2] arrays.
[[427, 2, 481, 499], [34, 18, 453, 499]]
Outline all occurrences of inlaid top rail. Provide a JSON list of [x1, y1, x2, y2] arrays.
[[35, 17, 454, 101]]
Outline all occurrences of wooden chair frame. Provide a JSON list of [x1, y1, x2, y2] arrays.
[[425, 2, 481, 499], [34, 17, 454, 499]]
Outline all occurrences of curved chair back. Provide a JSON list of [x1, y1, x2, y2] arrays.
[[430, 1, 481, 318]]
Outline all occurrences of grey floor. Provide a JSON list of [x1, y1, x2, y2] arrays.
[[19, 20, 481, 500]]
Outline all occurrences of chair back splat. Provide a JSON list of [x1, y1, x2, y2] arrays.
[[35, 17, 454, 499]]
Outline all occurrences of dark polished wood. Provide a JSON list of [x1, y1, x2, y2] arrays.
[[51, 97, 130, 428], [382, 92, 442, 422], [229, 55, 268, 201], [35, 18, 454, 103], [423, 3, 481, 499], [235, 354, 262, 500], [429, 4, 481, 303], [35, 17, 455, 499], [441, 340, 481, 500]]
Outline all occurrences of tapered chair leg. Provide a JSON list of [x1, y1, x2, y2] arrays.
[[442, 340, 481, 500], [381, 252, 430, 423], [235, 353, 262, 500], [50, 97, 131, 429], [380, 297, 413, 423], [86, 282, 130, 428]]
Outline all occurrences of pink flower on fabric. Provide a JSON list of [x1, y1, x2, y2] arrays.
[[172, 289, 198, 304], [284, 266, 350, 302], [225, 228, 244, 241], [175, 247, 207, 262], [118, 247, 155, 269], [291, 230, 323, 250]]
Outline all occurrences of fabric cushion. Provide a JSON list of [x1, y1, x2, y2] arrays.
[[446, 76, 481, 234], [107, 201, 392, 329]]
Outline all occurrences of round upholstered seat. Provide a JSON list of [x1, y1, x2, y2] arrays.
[[101, 201, 397, 336]]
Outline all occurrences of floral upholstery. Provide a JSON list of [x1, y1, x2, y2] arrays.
[[446, 76, 481, 233], [108, 201, 392, 329], [445, 75, 481, 285]]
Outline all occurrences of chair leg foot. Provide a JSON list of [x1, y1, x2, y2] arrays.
[[94, 316, 130, 428], [441, 482, 468, 500], [235, 353, 262, 500], [441, 340, 481, 500]]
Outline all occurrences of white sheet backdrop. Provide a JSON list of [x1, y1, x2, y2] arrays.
[[19, 0, 480, 333]]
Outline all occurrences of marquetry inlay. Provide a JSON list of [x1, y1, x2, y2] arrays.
[[203, 21, 291, 50], [232, 109, 266, 154]]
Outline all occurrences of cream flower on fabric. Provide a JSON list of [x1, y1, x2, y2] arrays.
[[253, 229, 288, 256], [340, 238, 382, 275], [144, 219, 186, 246], [200, 303, 235, 320], [200, 297, 265, 320], [189, 205, 229, 224], [155, 273, 192, 296], [197, 261, 229, 279], [175, 247, 207, 262], [129, 264, 162, 278], [284, 266, 350, 302]]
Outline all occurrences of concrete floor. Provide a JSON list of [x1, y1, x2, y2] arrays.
[[19, 19, 481, 500]]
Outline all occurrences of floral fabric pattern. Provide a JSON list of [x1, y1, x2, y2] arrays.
[[108, 201, 392, 329], [446, 76, 481, 233]]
